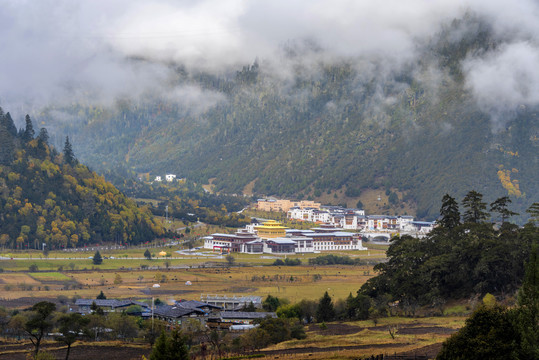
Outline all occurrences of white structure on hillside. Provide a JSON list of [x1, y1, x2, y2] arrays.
[[166, 174, 177, 182], [154, 176, 162, 182]]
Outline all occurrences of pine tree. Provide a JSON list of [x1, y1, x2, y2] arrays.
[[144, 249, 152, 260], [438, 194, 460, 229], [490, 196, 518, 224], [93, 250, 103, 265], [517, 243, 539, 358], [527, 203, 539, 224], [0, 125, 14, 165], [23, 114, 35, 142], [37, 128, 49, 144], [3, 112, 17, 137], [96, 291, 107, 300], [462, 190, 489, 223], [150, 330, 189, 360], [63, 136, 76, 165], [316, 291, 335, 322]]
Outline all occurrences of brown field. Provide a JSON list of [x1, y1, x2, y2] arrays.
[[0, 273, 41, 285], [0, 264, 376, 305]]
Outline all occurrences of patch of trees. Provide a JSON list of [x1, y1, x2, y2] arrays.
[[437, 242, 539, 359], [0, 298, 151, 359], [360, 191, 539, 307], [0, 107, 165, 249], [272, 258, 301, 266], [308, 254, 361, 265]]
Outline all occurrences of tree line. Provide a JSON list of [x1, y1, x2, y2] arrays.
[[0, 107, 165, 250], [360, 191, 538, 308]]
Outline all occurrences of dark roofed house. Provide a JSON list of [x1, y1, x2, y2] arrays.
[[174, 300, 222, 314], [75, 299, 149, 314], [153, 305, 206, 326]]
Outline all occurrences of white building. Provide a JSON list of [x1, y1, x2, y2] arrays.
[[154, 176, 162, 182], [166, 174, 177, 182]]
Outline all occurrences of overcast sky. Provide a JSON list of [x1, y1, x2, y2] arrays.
[[1, 0, 538, 123]]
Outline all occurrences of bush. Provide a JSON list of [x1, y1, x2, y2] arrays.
[[308, 255, 360, 265], [29, 263, 39, 272]]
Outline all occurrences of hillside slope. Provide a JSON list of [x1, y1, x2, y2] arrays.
[[38, 16, 539, 220], [0, 109, 164, 249]]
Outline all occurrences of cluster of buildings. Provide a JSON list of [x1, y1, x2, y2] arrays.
[[136, 173, 187, 183], [74, 295, 273, 330], [284, 203, 434, 234], [256, 199, 322, 213], [203, 220, 367, 254]]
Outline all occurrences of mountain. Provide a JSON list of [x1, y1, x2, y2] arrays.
[[0, 109, 165, 249], [35, 15, 539, 221]]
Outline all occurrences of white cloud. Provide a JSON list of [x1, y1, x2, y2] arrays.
[[1, 0, 539, 125]]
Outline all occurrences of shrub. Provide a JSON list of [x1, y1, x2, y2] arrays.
[[29, 263, 39, 272]]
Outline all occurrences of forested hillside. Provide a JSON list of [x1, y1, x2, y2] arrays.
[[0, 108, 165, 249], [35, 15, 539, 220]]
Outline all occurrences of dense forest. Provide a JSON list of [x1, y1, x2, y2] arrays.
[[359, 192, 539, 308], [0, 108, 165, 249], [32, 14, 539, 220]]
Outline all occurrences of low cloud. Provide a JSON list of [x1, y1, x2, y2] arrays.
[[1, 0, 539, 128], [463, 42, 539, 130]]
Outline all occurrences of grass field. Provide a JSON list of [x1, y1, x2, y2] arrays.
[[0, 245, 387, 312], [29, 272, 72, 281], [0, 264, 376, 305]]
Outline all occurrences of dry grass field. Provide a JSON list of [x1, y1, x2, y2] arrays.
[[0, 264, 376, 305], [0, 245, 387, 306], [261, 316, 465, 359]]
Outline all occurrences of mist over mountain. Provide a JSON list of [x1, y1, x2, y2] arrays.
[[1, 1, 538, 220]]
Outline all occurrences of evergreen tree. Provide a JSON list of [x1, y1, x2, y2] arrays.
[[93, 251, 103, 265], [23, 114, 35, 142], [63, 136, 76, 165], [24, 301, 56, 356], [150, 330, 189, 360], [516, 243, 539, 359], [3, 112, 17, 137], [316, 291, 335, 323], [96, 291, 107, 300], [37, 128, 49, 144], [527, 202, 539, 224], [0, 125, 14, 165], [437, 304, 520, 360], [437, 194, 460, 229], [150, 331, 170, 360], [490, 196, 518, 224], [262, 295, 282, 312], [462, 190, 489, 223], [144, 249, 152, 260]]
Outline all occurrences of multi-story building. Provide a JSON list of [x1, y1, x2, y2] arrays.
[[257, 198, 321, 212], [205, 220, 366, 254]]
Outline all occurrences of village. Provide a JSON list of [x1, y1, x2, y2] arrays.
[[203, 198, 435, 254]]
